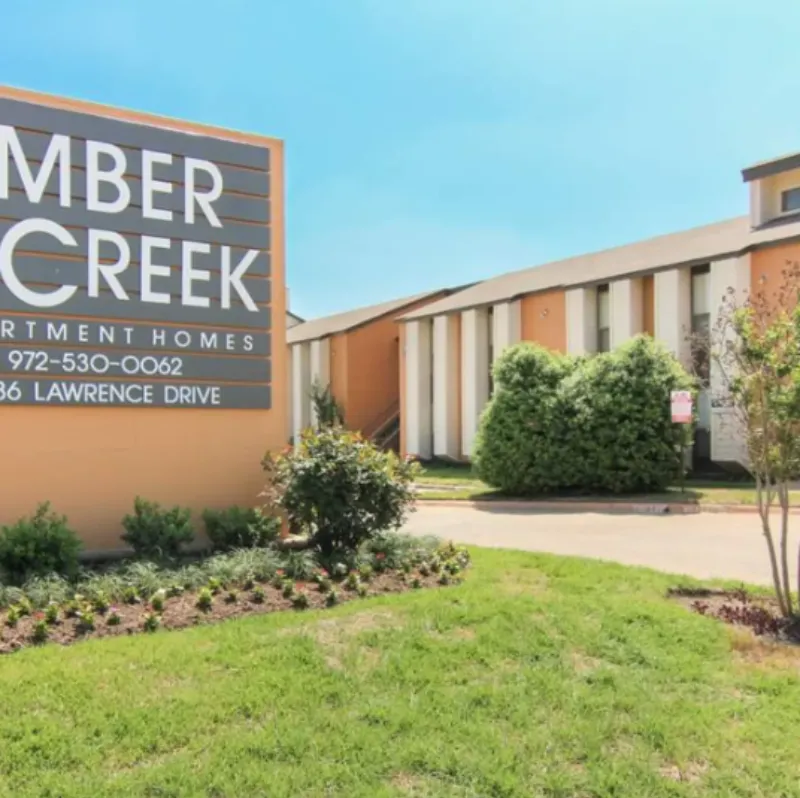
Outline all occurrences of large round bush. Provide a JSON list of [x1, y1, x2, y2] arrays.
[[473, 336, 694, 495], [263, 427, 418, 555]]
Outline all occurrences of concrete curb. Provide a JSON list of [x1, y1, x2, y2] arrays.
[[416, 498, 799, 515]]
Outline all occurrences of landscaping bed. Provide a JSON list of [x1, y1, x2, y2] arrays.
[[669, 585, 800, 642], [0, 538, 470, 655]]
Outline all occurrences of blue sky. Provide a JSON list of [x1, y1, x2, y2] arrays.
[[2, 1, 800, 319]]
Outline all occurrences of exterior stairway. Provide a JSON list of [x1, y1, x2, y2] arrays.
[[366, 403, 400, 453]]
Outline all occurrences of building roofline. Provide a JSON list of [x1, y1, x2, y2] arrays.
[[397, 214, 800, 322], [287, 285, 472, 344], [742, 152, 800, 183]]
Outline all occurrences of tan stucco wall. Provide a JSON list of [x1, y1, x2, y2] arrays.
[[0, 86, 286, 552]]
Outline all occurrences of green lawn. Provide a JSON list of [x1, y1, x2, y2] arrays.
[[1, 549, 799, 796], [416, 463, 800, 506]]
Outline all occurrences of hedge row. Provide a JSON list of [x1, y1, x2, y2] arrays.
[[0, 500, 279, 587], [473, 335, 694, 495]]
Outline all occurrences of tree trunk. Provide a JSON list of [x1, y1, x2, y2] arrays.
[[756, 475, 789, 617], [778, 480, 794, 616]]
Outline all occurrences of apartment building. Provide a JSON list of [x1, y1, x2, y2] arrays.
[[287, 288, 463, 447], [398, 152, 800, 467]]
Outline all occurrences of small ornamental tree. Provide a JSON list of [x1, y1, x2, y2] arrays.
[[261, 427, 419, 555], [309, 381, 345, 428], [698, 263, 800, 619]]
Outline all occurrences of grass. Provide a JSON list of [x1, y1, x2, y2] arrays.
[[1, 548, 799, 796], [416, 463, 800, 506]]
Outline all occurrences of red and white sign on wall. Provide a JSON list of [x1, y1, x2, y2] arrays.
[[670, 390, 693, 423]]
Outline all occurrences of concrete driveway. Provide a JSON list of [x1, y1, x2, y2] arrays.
[[401, 504, 799, 585]]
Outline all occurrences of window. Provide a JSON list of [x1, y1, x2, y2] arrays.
[[596, 285, 610, 352], [781, 187, 800, 214], [690, 265, 710, 385]]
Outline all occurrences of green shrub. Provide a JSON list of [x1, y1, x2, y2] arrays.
[[473, 337, 694, 495], [263, 427, 418, 556], [121, 497, 194, 560], [31, 618, 49, 644], [0, 503, 82, 586], [201, 506, 280, 552]]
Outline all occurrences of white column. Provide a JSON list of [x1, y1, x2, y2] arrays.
[[291, 343, 311, 441], [709, 255, 751, 466], [308, 338, 330, 426], [432, 315, 460, 459], [492, 300, 521, 363], [405, 320, 433, 459], [566, 287, 597, 355], [654, 268, 692, 366], [610, 277, 644, 348], [461, 308, 490, 458]]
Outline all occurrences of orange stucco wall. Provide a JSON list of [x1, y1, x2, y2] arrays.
[[520, 290, 567, 351], [642, 276, 655, 335], [329, 333, 349, 416], [0, 86, 286, 552], [751, 242, 800, 312], [345, 316, 400, 434]]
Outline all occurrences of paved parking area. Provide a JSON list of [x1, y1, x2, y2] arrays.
[[401, 504, 797, 585]]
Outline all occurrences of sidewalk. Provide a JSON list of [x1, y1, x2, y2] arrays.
[[401, 502, 797, 585]]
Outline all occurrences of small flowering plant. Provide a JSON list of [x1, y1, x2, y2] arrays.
[[142, 612, 160, 633], [106, 607, 122, 626], [44, 602, 59, 625], [31, 615, 48, 644], [16, 597, 33, 617], [76, 608, 96, 633], [122, 587, 140, 605], [5, 606, 20, 627], [150, 589, 167, 613], [196, 587, 213, 612], [251, 586, 266, 604], [92, 592, 110, 613], [291, 590, 310, 610], [271, 570, 285, 590]]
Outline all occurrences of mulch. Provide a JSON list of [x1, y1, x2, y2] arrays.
[[0, 571, 450, 655], [669, 586, 800, 642]]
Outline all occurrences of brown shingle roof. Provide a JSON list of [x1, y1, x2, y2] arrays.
[[287, 289, 456, 344], [400, 216, 756, 321]]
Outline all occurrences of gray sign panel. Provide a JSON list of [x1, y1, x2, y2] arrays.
[[0, 288, 270, 329], [10, 128, 270, 197], [0, 377, 271, 409], [0, 98, 270, 170], [0, 98, 274, 409], [6, 170, 269, 223], [0, 315, 270, 355], [0, 346, 270, 382], [14, 255, 270, 303], [0, 221, 270, 275], [1, 194, 269, 249]]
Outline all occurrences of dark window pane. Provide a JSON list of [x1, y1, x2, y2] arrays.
[[781, 188, 800, 213], [691, 313, 710, 385], [598, 327, 611, 353]]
